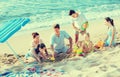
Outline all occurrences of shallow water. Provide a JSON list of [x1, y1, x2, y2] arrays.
[[0, 0, 120, 31]]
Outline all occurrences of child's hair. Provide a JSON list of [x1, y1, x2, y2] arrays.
[[32, 32, 39, 38], [105, 17, 114, 27], [53, 24, 60, 29], [69, 10, 76, 16]]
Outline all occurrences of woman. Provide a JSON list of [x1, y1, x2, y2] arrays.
[[25, 32, 48, 62], [104, 17, 116, 47]]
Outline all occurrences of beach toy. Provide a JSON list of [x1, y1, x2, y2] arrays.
[[73, 45, 78, 53], [76, 48, 83, 55], [81, 22, 88, 31], [95, 40, 104, 49], [50, 56, 55, 61]]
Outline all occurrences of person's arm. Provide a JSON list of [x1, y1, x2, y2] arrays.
[[50, 35, 55, 57], [68, 37, 72, 49], [63, 31, 73, 53], [64, 31, 73, 48], [109, 28, 115, 46], [88, 41, 93, 51], [31, 43, 41, 62], [40, 39, 48, 56], [104, 35, 108, 42], [67, 37, 73, 53], [72, 22, 82, 32], [51, 44, 55, 55], [39, 48, 47, 59], [31, 48, 41, 62]]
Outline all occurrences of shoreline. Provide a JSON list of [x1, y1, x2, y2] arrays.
[[19, 15, 120, 33]]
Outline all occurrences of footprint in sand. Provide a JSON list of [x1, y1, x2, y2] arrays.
[[99, 65, 108, 72], [116, 68, 120, 72], [77, 74, 82, 77], [106, 70, 120, 77], [53, 61, 67, 67], [110, 65, 118, 68]]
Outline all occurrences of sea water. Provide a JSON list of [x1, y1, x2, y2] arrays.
[[0, 0, 120, 31]]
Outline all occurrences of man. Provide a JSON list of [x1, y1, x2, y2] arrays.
[[50, 24, 72, 58], [69, 10, 88, 43]]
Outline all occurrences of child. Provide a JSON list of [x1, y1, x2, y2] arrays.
[[69, 10, 88, 43], [25, 32, 49, 62], [73, 33, 93, 56], [82, 33, 93, 54]]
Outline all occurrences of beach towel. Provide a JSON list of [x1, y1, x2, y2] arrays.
[[3, 67, 65, 77]]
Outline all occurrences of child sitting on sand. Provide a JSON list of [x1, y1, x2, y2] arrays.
[[73, 33, 93, 56], [25, 32, 49, 62], [82, 33, 93, 54]]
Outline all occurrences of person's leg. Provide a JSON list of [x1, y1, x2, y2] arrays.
[[88, 42, 93, 52], [75, 31, 79, 43], [54, 49, 65, 58], [82, 42, 89, 54], [39, 48, 48, 60], [26, 48, 41, 62], [62, 46, 71, 54], [104, 41, 109, 47], [24, 49, 36, 63], [54, 52, 58, 58], [40, 43, 49, 56], [47, 49, 58, 59], [25, 50, 32, 59]]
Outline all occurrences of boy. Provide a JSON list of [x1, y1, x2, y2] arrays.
[[69, 10, 88, 43]]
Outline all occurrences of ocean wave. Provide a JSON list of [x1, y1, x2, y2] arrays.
[[0, 0, 120, 31]]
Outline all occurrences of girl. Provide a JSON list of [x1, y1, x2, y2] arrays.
[[25, 32, 48, 62]]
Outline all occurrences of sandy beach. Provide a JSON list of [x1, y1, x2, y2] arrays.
[[0, 16, 120, 77]]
